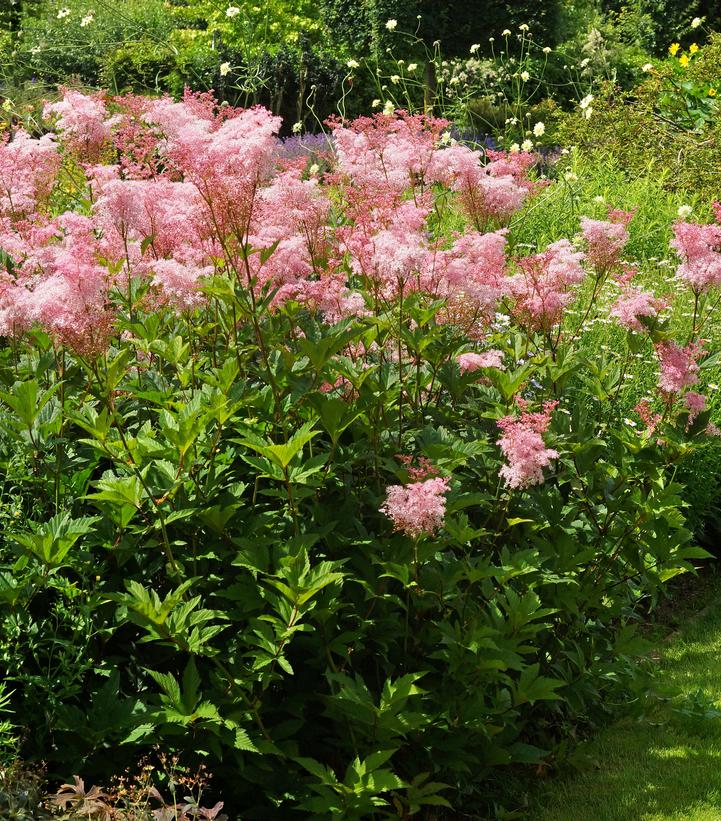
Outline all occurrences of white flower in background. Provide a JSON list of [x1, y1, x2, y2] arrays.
[[502, 29, 511, 36], [521, 138, 533, 151], [80, 12, 94, 26], [533, 121, 545, 137], [579, 94, 594, 110], [677, 204, 693, 219], [624, 418, 637, 427], [308, 163, 320, 175], [372, 98, 381, 107], [580, 57, 590, 68], [407, 63, 417, 72], [520, 70, 530, 81], [519, 23, 529, 31], [390, 74, 401, 84], [470, 43, 480, 53], [593, 195, 606, 203], [642, 62, 654, 72], [691, 16, 703, 28], [292, 121, 302, 134], [219, 61, 231, 76], [383, 100, 395, 115], [226, 5, 240, 16], [346, 59, 359, 68], [564, 171, 579, 182], [509, 142, 521, 153], [583, 106, 593, 119], [543, 46, 552, 54], [57, 7, 71, 18], [440, 131, 452, 145], [385, 18, 397, 30]]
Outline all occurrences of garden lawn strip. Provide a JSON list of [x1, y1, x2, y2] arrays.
[[532, 569, 721, 821]]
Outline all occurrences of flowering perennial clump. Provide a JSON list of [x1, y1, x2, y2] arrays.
[[497, 401, 559, 489], [380, 476, 451, 538]]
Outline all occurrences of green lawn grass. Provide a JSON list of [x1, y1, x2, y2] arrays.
[[531, 566, 721, 821]]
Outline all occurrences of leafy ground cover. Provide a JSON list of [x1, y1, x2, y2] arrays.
[[531, 564, 721, 821]]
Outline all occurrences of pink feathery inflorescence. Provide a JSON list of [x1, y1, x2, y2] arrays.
[[684, 391, 707, 424], [670, 220, 721, 293], [497, 400, 559, 489], [508, 240, 586, 331], [655, 341, 703, 394], [457, 350, 505, 373], [43, 88, 115, 160], [0, 131, 61, 220], [635, 400, 663, 436], [580, 215, 630, 274], [380, 475, 451, 538], [610, 286, 666, 332]]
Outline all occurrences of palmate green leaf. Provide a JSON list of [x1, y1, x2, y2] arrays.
[[0, 379, 60, 430], [513, 663, 564, 706], [239, 421, 320, 470], [11, 512, 99, 567]]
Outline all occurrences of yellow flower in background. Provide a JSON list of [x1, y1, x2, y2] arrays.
[[669, 42, 680, 56], [709, 88, 717, 97], [679, 54, 690, 68], [689, 43, 699, 54]]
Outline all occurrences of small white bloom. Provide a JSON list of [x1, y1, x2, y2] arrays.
[[308, 163, 320, 175], [80, 12, 94, 26], [708, 383, 718, 390], [677, 204, 693, 219], [292, 121, 303, 135], [580, 57, 590, 68], [691, 16, 702, 28], [564, 171, 579, 183], [383, 100, 395, 115], [519, 23, 529, 31], [543, 46, 552, 54], [502, 29, 511, 36], [440, 131, 452, 146], [385, 18, 397, 30], [579, 94, 594, 110], [583, 106, 593, 119], [624, 418, 637, 427], [372, 98, 381, 108], [520, 70, 530, 81], [57, 7, 71, 18], [642, 62, 654, 72], [470, 43, 480, 53], [509, 142, 521, 153], [407, 62, 417, 72], [219, 61, 231, 76], [593, 195, 605, 203], [225, 5, 240, 17], [346, 59, 359, 69], [390, 74, 401, 84], [533, 121, 545, 137], [521, 138, 533, 151]]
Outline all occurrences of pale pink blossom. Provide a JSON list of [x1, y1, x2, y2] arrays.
[[671, 221, 721, 293], [43, 89, 115, 160], [610, 286, 665, 332], [497, 401, 558, 489], [655, 341, 703, 394], [457, 350, 505, 373], [380, 475, 450, 538], [580, 216, 629, 273], [684, 391, 707, 424]]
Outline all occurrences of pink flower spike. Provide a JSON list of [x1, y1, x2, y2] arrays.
[[496, 401, 559, 490], [655, 341, 703, 394], [380, 475, 450, 538], [457, 350, 505, 373]]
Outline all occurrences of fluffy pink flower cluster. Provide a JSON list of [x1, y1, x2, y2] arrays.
[[457, 350, 505, 373], [44, 88, 115, 160], [655, 341, 703, 394], [497, 401, 559, 489], [0, 131, 60, 220], [610, 285, 665, 332], [671, 221, 721, 293], [380, 475, 450, 538], [580, 215, 630, 274], [508, 240, 586, 331]]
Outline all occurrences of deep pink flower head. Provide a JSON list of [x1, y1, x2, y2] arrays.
[[655, 341, 703, 394], [457, 350, 505, 373], [580, 216, 629, 273], [610, 286, 666, 332], [635, 400, 663, 436], [671, 221, 721, 293], [44, 89, 115, 160], [380, 475, 450, 538], [497, 400, 559, 489]]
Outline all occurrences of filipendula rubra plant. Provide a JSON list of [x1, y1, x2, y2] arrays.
[[0, 88, 715, 817]]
